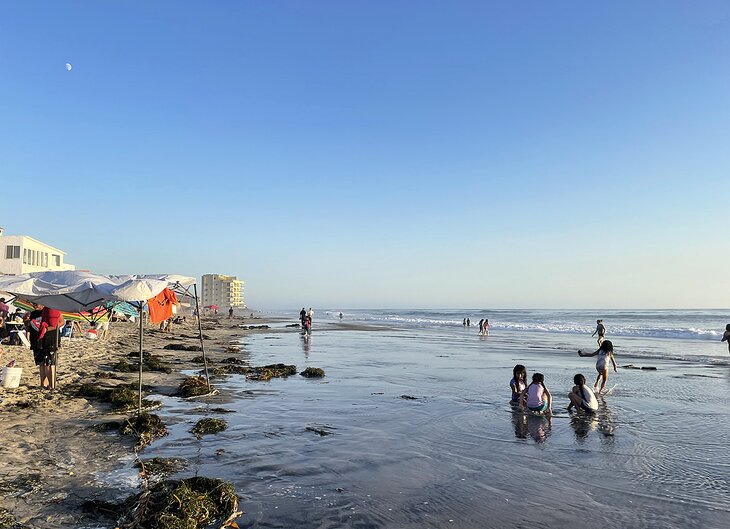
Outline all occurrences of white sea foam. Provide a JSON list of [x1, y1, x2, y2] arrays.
[[318, 309, 728, 341]]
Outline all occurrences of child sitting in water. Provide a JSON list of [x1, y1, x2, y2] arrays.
[[510, 364, 527, 404], [522, 373, 552, 414], [567, 373, 598, 413]]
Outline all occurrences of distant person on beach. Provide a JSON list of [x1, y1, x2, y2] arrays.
[[567, 373, 598, 413], [483, 319, 490, 336], [592, 319, 606, 345], [308, 307, 314, 320], [466, 318, 471, 327], [228, 307, 234, 318], [339, 312, 343, 320], [304, 315, 312, 334], [523, 373, 552, 414], [300, 308, 307, 326], [463, 318, 466, 327], [578, 340, 618, 393], [722, 324, 730, 354], [478, 319, 484, 334], [510, 364, 527, 404]]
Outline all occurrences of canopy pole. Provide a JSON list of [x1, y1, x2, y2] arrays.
[[137, 304, 144, 414], [193, 283, 211, 391]]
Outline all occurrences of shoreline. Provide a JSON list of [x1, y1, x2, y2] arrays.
[[0, 313, 293, 528]]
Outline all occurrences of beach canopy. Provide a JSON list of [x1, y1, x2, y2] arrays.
[[0, 271, 195, 311], [204, 304, 219, 310], [0, 270, 210, 413]]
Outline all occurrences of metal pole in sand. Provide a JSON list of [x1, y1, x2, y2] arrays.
[[193, 283, 211, 392], [137, 303, 144, 414]]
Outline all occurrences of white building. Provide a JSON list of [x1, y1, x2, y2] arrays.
[[0, 227, 76, 275], [201, 274, 245, 309]]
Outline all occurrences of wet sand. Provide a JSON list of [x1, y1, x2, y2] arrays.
[[2, 318, 729, 528], [0, 314, 288, 528]]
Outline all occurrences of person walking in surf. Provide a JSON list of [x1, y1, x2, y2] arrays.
[[592, 319, 606, 345], [722, 324, 730, 354], [478, 319, 484, 335], [578, 340, 618, 393]]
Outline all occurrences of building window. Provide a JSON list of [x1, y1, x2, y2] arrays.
[[52, 254, 61, 267], [43, 253, 48, 267], [23, 248, 28, 264], [5, 245, 20, 259]]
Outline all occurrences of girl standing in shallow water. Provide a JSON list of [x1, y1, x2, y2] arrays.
[[578, 340, 618, 393]]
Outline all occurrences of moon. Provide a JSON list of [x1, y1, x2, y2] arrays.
[[65, 63, 72, 71]]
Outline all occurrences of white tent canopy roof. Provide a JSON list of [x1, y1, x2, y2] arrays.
[[0, 271, 195, 312]]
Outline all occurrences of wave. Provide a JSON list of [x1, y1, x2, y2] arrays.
[[321, 311, 725, 342]]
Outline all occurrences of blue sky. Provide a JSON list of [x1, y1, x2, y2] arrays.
[[1, 1, 728, 309]]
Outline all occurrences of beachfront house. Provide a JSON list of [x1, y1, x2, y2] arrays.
[[201, 274, 245, 310], [0, 227, 76, 275]]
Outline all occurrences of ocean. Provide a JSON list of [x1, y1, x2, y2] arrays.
[[143, 309, 730, 528]]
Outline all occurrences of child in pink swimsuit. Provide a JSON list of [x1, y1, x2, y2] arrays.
[[523, 373, 552, 414]]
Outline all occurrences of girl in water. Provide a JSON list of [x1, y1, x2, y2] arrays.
[[510, 364, 527, 404], [567, 373, 598, 413], [522, 373, 552, 414], [578, 340, 618, 393], [721, 324, 730, 354]]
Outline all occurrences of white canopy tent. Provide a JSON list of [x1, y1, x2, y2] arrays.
[[0, 271, 212, 412]]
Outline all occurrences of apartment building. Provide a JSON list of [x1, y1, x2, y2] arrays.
[[201, 274, 245, 309], [0, 227, 76, 275]]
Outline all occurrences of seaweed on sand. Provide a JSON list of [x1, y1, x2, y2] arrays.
[[191, 418, 228, 436], [114, 356, 172, 374], [120, 413, 169, 448], [75, 383, 160, 411], [135, 457, 188, 478], [246, 364, 297, 381], [164, 343, 202, 351], [177, 377, 211, 397], [130, 477, 239, 529], [0, 508, 28, 529], [300, 367, 325, 378]]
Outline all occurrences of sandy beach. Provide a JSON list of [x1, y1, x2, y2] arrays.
[[0, 314, 289, 528]]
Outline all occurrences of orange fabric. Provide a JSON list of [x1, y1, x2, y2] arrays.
[[147, 288, 178, 324]]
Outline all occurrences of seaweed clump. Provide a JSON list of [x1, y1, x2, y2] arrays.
[[0, 508, 27, 529], [136, 457, 188, 478], [191, 418, 228, 436], [120, 413, 169, 448], [177, 377, 211, 397], [115, 355, 172, 373], [75, 383, 159, 411], [300, 367, 325, 378], [246, 364, 297, 381], [164, 343, 202, 351], [119, 477, 240, 529]]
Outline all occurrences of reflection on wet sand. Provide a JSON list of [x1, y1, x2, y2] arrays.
[[569, 400, 617, 442], [511, 406, 552, 444]]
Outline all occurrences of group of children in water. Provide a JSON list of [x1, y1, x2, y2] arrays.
[[509, 340, 618, 414]]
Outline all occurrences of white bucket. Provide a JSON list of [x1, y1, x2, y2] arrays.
[[1, 367, 23, 389]]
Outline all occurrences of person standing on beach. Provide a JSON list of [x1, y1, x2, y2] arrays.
[[478, 319, 484, 335], [466, 318, 471, 327], [463, 318, 466, 327], [483, 319, 490, 336], [34, 307, 63, 390], [228, 307, 234, 318], [592, 319, 606, 345], [300, 307, 307, 327], [578, 340, 617, 393], [722, 324, 730, 354], [308, 307, 314, 320]]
